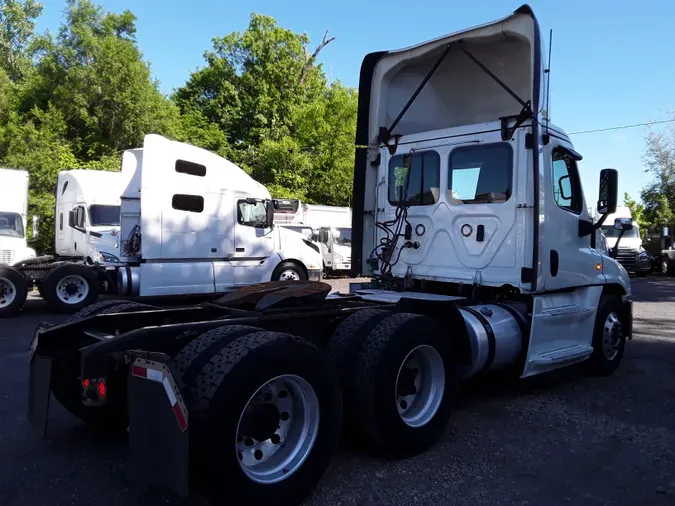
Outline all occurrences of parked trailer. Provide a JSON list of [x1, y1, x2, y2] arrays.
[[28, 6, 634, 506]]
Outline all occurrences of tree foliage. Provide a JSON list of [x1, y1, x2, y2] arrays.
[[639, 121, 675, 233], [0, 2, 358, 255]]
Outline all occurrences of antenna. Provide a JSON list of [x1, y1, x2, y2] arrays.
[[544, 29, 553, 138]]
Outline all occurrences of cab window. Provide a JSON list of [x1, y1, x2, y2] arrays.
[[552, 148, 583, 214]]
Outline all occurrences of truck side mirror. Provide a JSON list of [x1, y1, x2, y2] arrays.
[[68, 209, 77, 228], [597, 168, 618, 215], [266, 201, 275, 229], [31, 215, 39, 239], [614, 217, 633, 231]]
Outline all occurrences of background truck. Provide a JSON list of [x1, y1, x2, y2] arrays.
[[599, 206, 650, 276], [1, 136, 323, 317], [0, 168, 37, 313], [27, 6, 633, 506], [646, 223, 675, 275], [275, 200, 353, 274], [55, 169, 133, 265]]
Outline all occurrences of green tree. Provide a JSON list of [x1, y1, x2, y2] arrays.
[[0, 0, 43, 81], [22, 0, 178, 161], [640, 120, 675, 231], [623, 192, 647, 230]]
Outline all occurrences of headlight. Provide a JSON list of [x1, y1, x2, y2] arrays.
[[99, 251, 120, 263], [638, 251, 649, 260]]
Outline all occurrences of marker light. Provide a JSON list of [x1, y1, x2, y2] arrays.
[[97, 379, 107, 399]]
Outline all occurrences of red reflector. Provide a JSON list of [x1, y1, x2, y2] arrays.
[[172, 402, 188, 432], [97, 380, 107, 399], [131, 365, 147, 378], [82, 379, 90, 389]]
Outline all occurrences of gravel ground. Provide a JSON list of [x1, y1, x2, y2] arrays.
[[1, 277, 674, 506]]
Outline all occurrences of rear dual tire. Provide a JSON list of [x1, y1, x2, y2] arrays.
[[328, 311, 457, 458], [175, 328, 341, 506]]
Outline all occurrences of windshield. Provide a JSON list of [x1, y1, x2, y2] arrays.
[[601, 224, 639, 239], [333, 227, 352, 246], [284, 226, 314, 239], [89, 205, 120, 226], [0, 212, 24, 238]]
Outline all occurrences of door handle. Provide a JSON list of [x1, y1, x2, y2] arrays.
[[236, 247, 245, 252]]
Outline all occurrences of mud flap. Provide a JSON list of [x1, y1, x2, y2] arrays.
[[27, 321, 56, 437], [27, 356, 52, 437], [126, 354, 189, 498]]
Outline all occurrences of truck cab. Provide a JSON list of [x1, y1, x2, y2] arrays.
[[317, 226, 352, 274], [55, 170, 133, 265], [600, 206, 650, 276], [0, 169, 36, 267], [116, 134, 323, 297], [351, 5, 631, 376]]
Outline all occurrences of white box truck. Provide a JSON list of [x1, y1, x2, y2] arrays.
[[0, 168, 36, 266], [28, 6, 634, 506], [275, 201, 353, 274]]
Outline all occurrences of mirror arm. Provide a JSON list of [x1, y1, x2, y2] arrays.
[[611, 229, 626, 258], [593, 213, 608, 230]]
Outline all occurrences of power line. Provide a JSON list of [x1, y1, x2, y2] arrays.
[[568, 118, 674, 136]]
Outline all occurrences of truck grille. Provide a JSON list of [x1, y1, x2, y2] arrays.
[[615, 248, 637, 267], [0, 249, 15, 265]]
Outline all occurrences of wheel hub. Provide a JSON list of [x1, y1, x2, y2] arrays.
[[0, 278, 17, 308], [602, 312, 623, 360], [239, 403, 281, 442], [395, 345, 445, 428], [235, 374, 319, 484]]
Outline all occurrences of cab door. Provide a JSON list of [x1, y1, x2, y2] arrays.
[[541, 142, 601, 291], [233, 199, 275, 259]]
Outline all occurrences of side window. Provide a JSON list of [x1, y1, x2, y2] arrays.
[[172, 194, 204, 213], [61, 181, 68, 195], [388, 151, 440, 206], [59, 213, 63, 231], [76, 206, 86, 227], [552, 149, 583, 214], [175, 160, 206, 177], [237, 200, 267, 227], [448, 144, 512, 204]]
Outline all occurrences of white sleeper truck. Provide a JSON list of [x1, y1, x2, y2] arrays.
[[28, 6, 633, 506]]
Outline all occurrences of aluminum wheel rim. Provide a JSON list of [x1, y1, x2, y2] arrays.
[[236, 374, 319, 484], [279, 270, 300, 281], [602, 312, 623, 360], [55, 274, 89, 304], [662, 259, 668, 275], [395, 344, 445, 428], [0, 277, 17, 308]]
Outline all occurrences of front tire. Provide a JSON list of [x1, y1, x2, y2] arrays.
[[0, 266, 28, 318], [190, 331, 341, 506], [586, 295, 626, 376], [661, 257, 675, 276], [42, 264, 99, 313], [271, 261, 307, 282]]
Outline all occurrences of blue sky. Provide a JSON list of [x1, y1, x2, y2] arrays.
[[36, 0, 675, 206]]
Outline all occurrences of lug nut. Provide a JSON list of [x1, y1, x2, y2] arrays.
[[271, 434, 281, 444], [254, 450, 263, 461]]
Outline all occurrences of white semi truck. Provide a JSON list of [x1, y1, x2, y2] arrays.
[[599, 206, 650, 276], [1, 136, 322, 316], [28, 6, 633, 506], [275, 200, 353, 274]]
